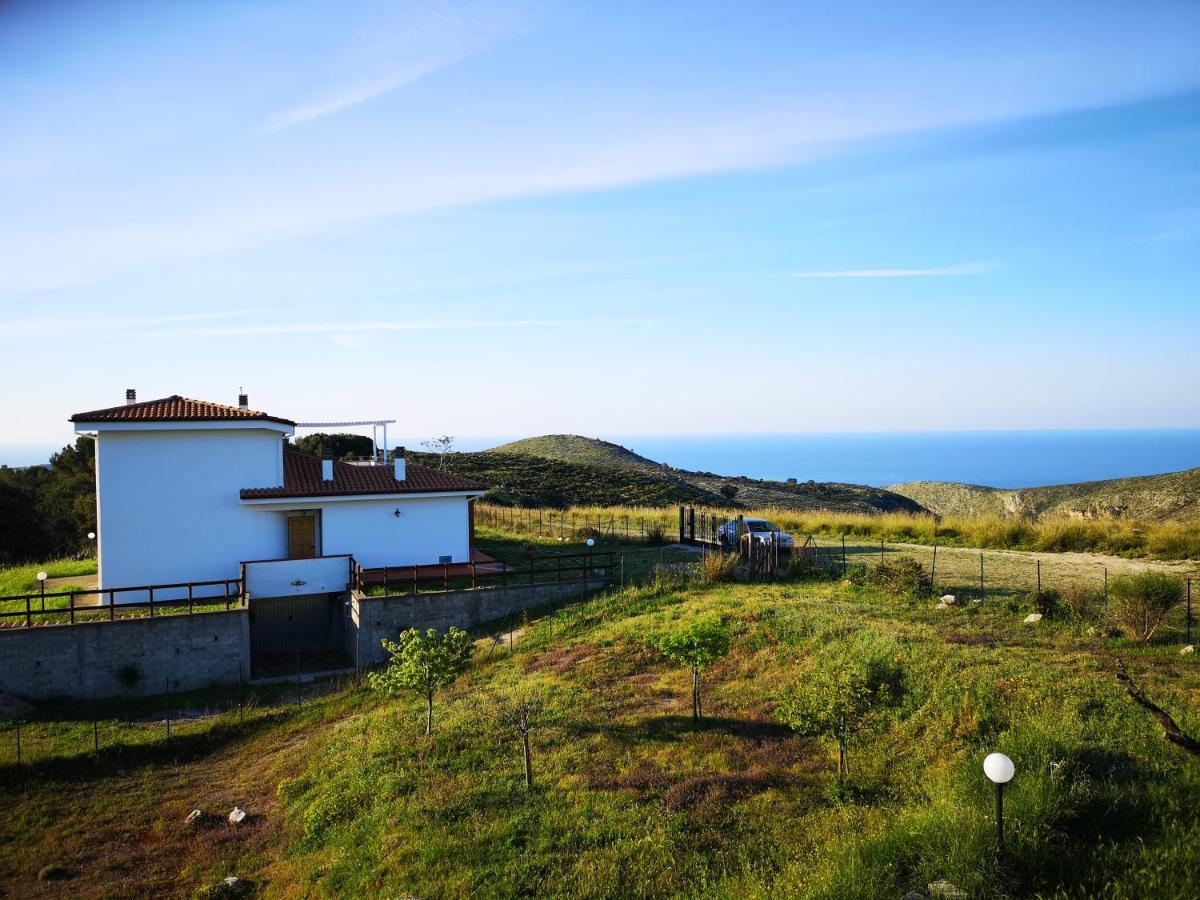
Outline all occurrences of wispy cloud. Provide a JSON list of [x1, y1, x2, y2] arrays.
[[259, 2, 533, 133], [0, 309, 261, 338], [112, 316, 656, 340], [793, 262, 995, 279]]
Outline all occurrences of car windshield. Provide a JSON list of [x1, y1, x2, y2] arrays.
[[747, 521, 779, 532]]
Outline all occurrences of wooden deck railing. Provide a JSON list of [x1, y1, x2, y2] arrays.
[[0, 578, 244, 628], [354, 551, 616, 597]]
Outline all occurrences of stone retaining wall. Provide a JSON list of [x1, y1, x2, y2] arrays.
[[0, 610, 249, 701]]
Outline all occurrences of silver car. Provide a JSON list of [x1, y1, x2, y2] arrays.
[[718, 518, 794, 550]]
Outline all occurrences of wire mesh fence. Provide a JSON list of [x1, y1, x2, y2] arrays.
[[477, 504, 1197, 642]]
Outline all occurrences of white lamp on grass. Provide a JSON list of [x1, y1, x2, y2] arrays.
[[983, 752, 1015, 856]]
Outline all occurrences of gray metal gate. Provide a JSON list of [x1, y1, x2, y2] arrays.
[[249, 593, 342, 655]]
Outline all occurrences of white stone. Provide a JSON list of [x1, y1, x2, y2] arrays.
[[1181, 645, 1195, 655], [185, 809, 203, 826], [927, 881, 968, 900], [1023, 613, 1043, 624], [940, 594, 957, 605], [228, 807, 247, 825]]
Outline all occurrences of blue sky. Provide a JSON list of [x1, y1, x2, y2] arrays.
[[1, 0, 1198, 454]]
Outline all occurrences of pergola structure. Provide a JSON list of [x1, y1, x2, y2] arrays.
[[294, 419, 397, 463]]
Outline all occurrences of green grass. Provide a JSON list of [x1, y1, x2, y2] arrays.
[[4, 561, 1198, 897], [0, 557, 96, 596]]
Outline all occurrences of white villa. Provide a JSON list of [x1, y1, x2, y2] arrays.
[[71, 390, 487, 602]]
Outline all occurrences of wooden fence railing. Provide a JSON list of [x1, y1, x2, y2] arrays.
[[0, 578, 243, 628], [354, 551, 616, 597]]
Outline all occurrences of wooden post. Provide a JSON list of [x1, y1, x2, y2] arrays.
[[679, 506, 686, 544], [24, 593, 30, 628], [471, 560, 477, 589], [383, 568, 389, 596], [188, 582, 194, 615], [69, 591, 76, 625], [979, 554, 985, 603], [1036, 559, 1041, 595], [148, 585, 155, 618], [444, 562, 449, 591], [931, 543, 937, 585], [413, 563, 418, 595], [842, 536, 848, 578]]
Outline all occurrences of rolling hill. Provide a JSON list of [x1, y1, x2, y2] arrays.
[[889, 466, 1200, 522], [422, 435, 925, 513]]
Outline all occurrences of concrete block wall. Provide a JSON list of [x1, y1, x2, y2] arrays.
[[0, 610, 249, 701], [350, 578, 607, 667]]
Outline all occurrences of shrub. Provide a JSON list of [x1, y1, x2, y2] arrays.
[[696, 551, 739, 584], [844, 563, 870, 586], [1032, 588, 1062, 618], [644, 522, 667, 545], [775, 635, 905, 779], [868, 556, 931, 596], [1109, 572, 1185, 642], [1062, 583, 1103, 621]]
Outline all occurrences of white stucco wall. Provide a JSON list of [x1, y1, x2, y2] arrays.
[[255, 495, 472, 569], [95, 428, 287, 598]]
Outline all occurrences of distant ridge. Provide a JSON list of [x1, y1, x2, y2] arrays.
[[472, 434, 924, 513], [889, 467, 1200, 522], [492, 435, 662, 473]]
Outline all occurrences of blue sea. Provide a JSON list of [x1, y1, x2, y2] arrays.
[[6, 430, 1199, 489], [597, 431, 1200, 488]]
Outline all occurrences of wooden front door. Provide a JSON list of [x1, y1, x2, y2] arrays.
[[288, 515, 317, 559]]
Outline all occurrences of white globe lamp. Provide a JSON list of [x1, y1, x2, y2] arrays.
[[983, 752, 1015, 856]]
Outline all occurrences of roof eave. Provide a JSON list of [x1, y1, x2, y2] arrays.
[[239, 489, 487, 505]]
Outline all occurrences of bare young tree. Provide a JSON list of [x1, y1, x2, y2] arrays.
[[421, 435, 456, 471], [1115, 657, 1200, 757], [486, 693, 545, 789]]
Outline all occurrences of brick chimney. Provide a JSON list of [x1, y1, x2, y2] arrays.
[[238, 390, 249, 409], [125, 388, 136, 406], [321, 449, 334, 482], [394, 447, 406, 482]]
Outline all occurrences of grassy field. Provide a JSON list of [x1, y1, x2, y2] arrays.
[[0, 557, 96, 596], [479, 502, 1200, 561], [3, 550, 1199, 898]]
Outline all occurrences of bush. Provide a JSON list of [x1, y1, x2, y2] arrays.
[[1109, 571, 1185, 642], [1032, 588, 1062, 618], [644, 522, 667, 545], [1062, 583, 1103, 621], [696, 551, 739, 584], [868, 556, 931, 597]]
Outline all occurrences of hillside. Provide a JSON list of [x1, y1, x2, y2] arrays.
[[406, 449, 719, 508], [493, 434, 664, 473], [5, 546, 1198, 897], [890, 466, 1200, 522], [478, 434, 924, 514]]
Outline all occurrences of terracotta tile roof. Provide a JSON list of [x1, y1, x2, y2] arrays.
[[71, 395, 295, 426], [240, 449, 487, 499]]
